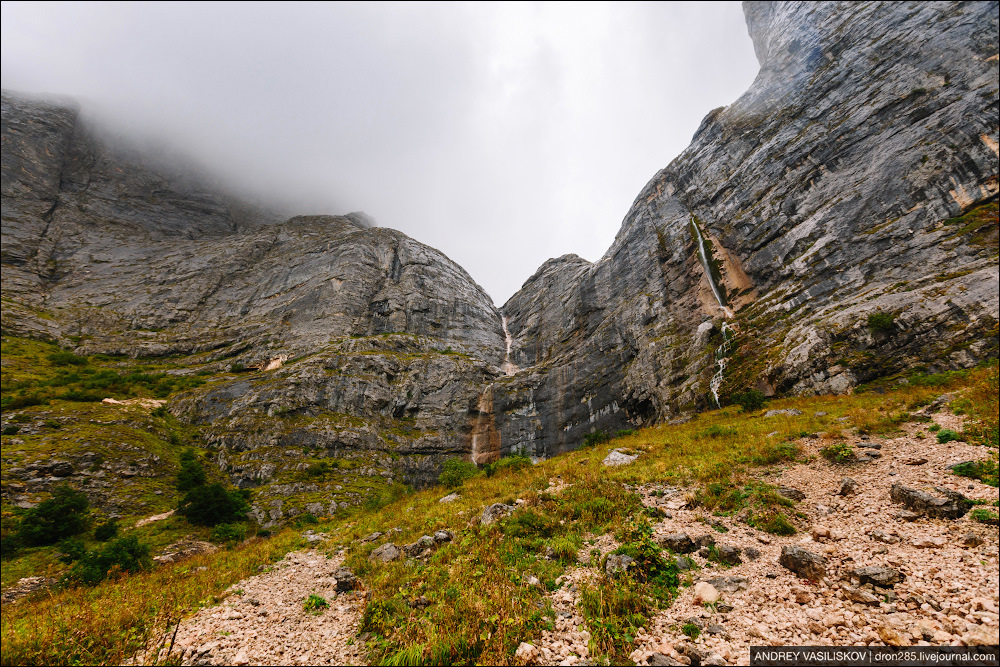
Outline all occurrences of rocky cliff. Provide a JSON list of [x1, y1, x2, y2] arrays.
[[2, 1, 998, 513], [494, 0, 999, 459]]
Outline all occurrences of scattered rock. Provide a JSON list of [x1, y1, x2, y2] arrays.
[[369, 543, 401, 563], [661, 532, 697, 554], [742, 546, 761, 561], [779, 546, 827, 580], [912, 536, 945, 548], [602, 448, 639, 467], [843, 586, 881, 606], [889, 483, 972, 519], [903, 457, 928, 466], [961, 626, 1000, 647], [334, 567, 357, 592], [360, 531, 383, 543], [868, 530, 900, 544], [154, 540, 217, 565], [433, 530, 453, 543], [674, 556, 695, 570], [650, 653, 685, 667], [439, 492, 460, 503], [0, 576, 56, 605], [878, 626, 910, 646], [606, 553, 635, 577], [705, 576, 749, 593], [811, 525, 831, 541], [515, 642, 539, 663], [791, 586, 813, 604], [777, 486, 806, 502], [765, 409, 803, 418], [705, 624, 728, 637], [715, 544, 742, 565], [693, 581, 721, 604], [851, 566, 905, 587], [835, 477, 857, 496], [481, 503, 515, 525], [895, 510, 921, 522], [961, 531, 984, 547]]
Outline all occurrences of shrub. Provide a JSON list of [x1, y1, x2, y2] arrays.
[[492, 455, 532, 476], [175, 449, 207, 492], [46, 351, 89, 366], [583, 431, 611, 447], [63, 536, 152, 586], [951, 458, 999, 487], [502, 508, 561, 539], [732, 389, 767, 413], [867, 311, 895, 332], [2, 425, 20, 435], [17, 485, 90, 546], [936, 429, 961, 444], [1, 393, 49, 410], [93, 520, 119, 542], [970, 508, 999, 525], [57, 537, 89, 563], [177, 483, 250, 526], [929, 423, 941, 432], [439, 458, 479, 489], [820, 442, 854, 464], [303, 594, 329, 613], [682, 622, 701, 640]]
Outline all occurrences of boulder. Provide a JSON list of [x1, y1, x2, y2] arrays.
[[693, 581, 721, 604], [602, 449, 639, 467], [777, 486, 806, 502], [779, 546, 827, 580], [889, 484, 971, 519], [843, 586, 880, 606], [334, 567, 357, 592], [605, 553, 634, 577], [836, 477, 857, 496], [851, 566, 905, 587], [660, 532, 696, 554], [369, 543, 401, 563]]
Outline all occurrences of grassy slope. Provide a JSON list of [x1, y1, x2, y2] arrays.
[[2, 358, 995, 666]]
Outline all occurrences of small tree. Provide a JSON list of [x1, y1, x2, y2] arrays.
[[732, 389, 767, 413], [438, 458, 479, 488], [177, 483, 250, 526], [176, 448, 207, 492], [17, 485, 90, 546]]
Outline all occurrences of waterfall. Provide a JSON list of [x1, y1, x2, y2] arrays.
[[692, 219, 732, 408], [471, 383, 495, 466], [500, 315, 519, 376]]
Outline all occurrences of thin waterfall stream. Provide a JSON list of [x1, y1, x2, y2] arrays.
[[472, 313, 519, 465], [692, 221, 732, 408]]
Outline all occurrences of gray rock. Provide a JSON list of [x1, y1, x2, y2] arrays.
[[433, 530, 453, 543], [895, 510, 921, 522], [605, 553, 635, 577], [779, 546, 827, 580], [961, 532, 984, 548], [889, 483, 972, 519], [742, 546, 761, 561], [706, 576, 749, 593], [369, 543, 401, 563], [360, 532, 383, 543], [843, 586, 881, 606], [674, 556, 695, 571], [851, 566, 905, 587], [836, 477, 857, 496], [715, 544, 742, 565], [650, 653, 685, 666], [481, 503, 515, 526], [334, 567, 357, 592], [693, 534, 716, 549], [602, 449, 639, 467], [777, 486, 806, 502], [705, 624, 729, 637], [661, 532, 697, 554], [764, 409, 803, 418]]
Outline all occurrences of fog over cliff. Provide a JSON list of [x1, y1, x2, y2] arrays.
[[0, 1, 758, 303]]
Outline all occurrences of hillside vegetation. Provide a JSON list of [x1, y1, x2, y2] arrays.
[[2, 356, 996, 665]]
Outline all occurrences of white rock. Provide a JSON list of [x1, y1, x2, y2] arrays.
[[694, 582, 721, 604]]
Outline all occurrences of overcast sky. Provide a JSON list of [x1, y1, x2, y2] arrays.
[[1, 1, 758, 305]]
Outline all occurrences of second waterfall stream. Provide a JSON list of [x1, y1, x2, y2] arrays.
[[692, 221, 732, 408]]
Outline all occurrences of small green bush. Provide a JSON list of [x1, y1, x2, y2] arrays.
[[951, 458, 999, 487], [929, 423, 942, 432], [56, 537, 89, 563], [93, 519, 119, 542], [583, 431, 611, 447], [17, 485, 90, 546], [47, 351, 89, 366], [63, 536, 152, 586], [682, 622, 701, 640], [492, 455, 532, 476], [439, 458, 479, 489], [303, 594, 329, 613], [970, 508, 999, 525], [175, 449, 207, 492], [867, 311, 895, 332], [2, 425, 20, 435], [177, 483, 250, 526], [936, 429, 961, 444], [502, 508, 561, 539], [732, 389, 767, 413], [820, 442, 855, 464]]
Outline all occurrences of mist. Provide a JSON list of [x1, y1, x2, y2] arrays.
[[0, 1, 759, 305]]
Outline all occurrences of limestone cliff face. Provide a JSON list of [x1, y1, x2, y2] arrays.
[[2, 1, 998, 499], [496, 0, 999, 459], [1, 92, 506, 493]]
